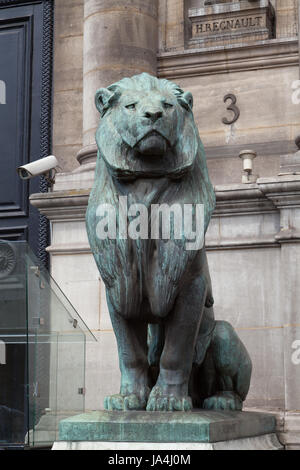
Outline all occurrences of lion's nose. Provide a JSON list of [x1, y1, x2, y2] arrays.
[[144, 109, 163, 122]]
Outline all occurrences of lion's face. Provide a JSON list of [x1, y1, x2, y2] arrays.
[[112, 89, 182, 157], [94, 74, 198, 179]]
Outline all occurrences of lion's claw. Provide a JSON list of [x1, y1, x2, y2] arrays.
[[203, 391, 242, 411], [104, 393, 147, 411], [146, 386, 192, 412]]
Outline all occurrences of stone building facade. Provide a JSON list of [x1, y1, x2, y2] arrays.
[[31, 0, 300, 449]]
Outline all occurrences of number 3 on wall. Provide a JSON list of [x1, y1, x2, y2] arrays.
[[222, 93, 240, 125]]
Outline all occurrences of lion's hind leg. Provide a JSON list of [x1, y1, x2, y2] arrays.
[[202, 321, 252, 411]]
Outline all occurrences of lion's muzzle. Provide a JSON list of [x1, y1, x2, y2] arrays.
[[135, 131, 168, 157]]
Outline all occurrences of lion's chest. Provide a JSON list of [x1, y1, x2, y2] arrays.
[[87, 174, 194, 319]]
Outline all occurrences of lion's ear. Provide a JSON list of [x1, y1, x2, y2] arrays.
[[95, 88, 114, 116], [179, 91, 193, 111]]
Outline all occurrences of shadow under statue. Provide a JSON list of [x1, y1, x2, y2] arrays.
[[86, 73, 252, 413]]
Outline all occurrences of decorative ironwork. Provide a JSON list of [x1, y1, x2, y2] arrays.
[[0, 241, 17, 279], [38, 0, 54, 270]]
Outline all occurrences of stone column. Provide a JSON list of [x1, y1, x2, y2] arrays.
[[299, 0, 300, 77], [79, 0, 158, 164]]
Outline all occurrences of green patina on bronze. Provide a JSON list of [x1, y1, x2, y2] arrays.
[[59, 410, 276, 443], [86, 73, 252, 413]]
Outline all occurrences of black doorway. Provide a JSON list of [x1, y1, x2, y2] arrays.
[[0, 0, 54, 264]]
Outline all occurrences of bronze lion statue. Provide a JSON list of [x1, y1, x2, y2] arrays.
[[86, 73, 252, 412]]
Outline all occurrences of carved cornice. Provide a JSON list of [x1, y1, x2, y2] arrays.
[[258, 176, 300, 209], [213, 183, 275, 216], [30, 190, 89, 221], [258, 176, 300, 243], [158, 38, 298, 79]]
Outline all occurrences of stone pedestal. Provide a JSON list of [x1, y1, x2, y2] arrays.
[[52, 410, 282, 450], [188, 0, 275, 49]]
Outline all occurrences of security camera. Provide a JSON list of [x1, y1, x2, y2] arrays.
[[17, 155, 59, 183]]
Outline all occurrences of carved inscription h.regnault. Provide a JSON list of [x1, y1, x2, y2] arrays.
[[188, 0, 275, 48], [194, 16, 263, 36]]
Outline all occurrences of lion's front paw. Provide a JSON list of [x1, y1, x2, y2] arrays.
[[104, 393, 147, 411], [203, 391, 243, 411], [146, 386, 192, 412]]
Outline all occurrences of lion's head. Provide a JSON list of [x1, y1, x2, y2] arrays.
[[95, 73, 201, 179]]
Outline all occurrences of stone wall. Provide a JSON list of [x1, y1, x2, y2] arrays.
[[158, 1, 299, 187], [52, 0, 299, 177], [157, 0, 298, 53], [166, 58, 300, 185]]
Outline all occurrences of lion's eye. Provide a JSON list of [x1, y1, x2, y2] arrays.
[[125, 103, 136, 110], [163, 102, 173, 109]]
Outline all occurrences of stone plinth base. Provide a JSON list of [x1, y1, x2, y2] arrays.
[[53, 434, 282, 450], [54, 410, 282, 450], [188, 0, 275, 49]]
